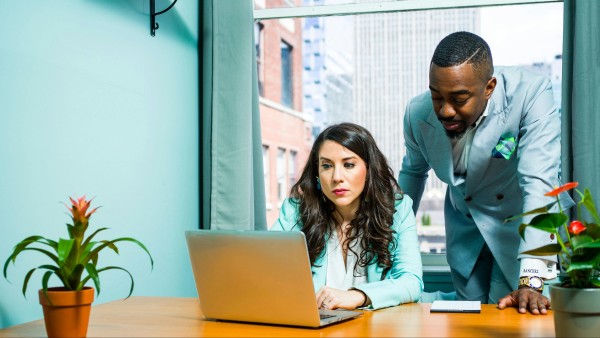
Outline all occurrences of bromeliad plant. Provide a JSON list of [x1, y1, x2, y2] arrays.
[[508, 182, 600, 288], [3, 196, 153, 300]]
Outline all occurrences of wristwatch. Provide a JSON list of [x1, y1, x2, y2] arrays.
[[519, 276, 544, 292]]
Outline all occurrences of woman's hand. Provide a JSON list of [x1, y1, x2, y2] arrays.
[[316, 286, 366, 310]]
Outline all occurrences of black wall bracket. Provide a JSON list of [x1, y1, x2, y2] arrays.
[[150, 0, 178, 37]]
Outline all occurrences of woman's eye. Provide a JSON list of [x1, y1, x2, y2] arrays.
[[321, 163, 332, 169], [344, 162, 356, 168]]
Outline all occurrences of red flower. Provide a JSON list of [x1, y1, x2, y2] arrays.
[[568, 220, 587, 235], [544, 182, 579, 196], [66, 195, 99, 225]]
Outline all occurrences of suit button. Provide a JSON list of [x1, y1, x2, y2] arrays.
[[465, 196, 472, 202], [496, 194, 504, 200], [466, 214, 473, 219]]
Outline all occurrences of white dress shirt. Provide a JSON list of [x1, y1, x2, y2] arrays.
[[325, 230, 367, 290]]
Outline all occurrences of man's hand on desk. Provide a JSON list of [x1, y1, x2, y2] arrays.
[[497, 288, 550, 315]]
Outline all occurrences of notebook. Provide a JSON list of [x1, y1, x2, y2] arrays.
[[185, 229, 362, 328], [430, 300, 481, 313]]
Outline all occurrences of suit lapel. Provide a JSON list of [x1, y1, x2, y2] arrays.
[[465, 92, 509, 195], [419, 112, 455, 185]]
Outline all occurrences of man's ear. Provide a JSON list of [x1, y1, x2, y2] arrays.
[[485, 77, 497, 99]]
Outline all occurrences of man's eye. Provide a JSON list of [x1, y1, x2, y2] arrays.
[[454, 97, 468, 105]]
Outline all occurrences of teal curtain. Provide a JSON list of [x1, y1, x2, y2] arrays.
[[561, 0, 600, 202], [202, 0, 267, 230]]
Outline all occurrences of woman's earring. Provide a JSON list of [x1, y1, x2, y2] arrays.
[[316, 177, 321, 191]]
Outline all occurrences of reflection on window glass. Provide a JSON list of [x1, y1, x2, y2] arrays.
[[263, 145, 271, 207], [289, 150, 298, 190], [256, 2, 563, 253], [277, 148, 287, 203], [281, 40, 294, 108], [255, 22, 265, 96]]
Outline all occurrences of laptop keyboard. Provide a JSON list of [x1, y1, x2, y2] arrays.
[[320, 314, 335, 319]]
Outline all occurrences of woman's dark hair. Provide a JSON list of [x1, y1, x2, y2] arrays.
[[289, 122, 402, 274]]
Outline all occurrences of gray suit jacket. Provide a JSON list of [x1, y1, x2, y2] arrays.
[[399, 66, 573, 288]]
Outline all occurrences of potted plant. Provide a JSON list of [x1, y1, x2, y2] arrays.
[[509, 182, 600, 337], [3, 196, 153, 338]]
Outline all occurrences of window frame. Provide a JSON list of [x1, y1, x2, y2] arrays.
[[254, 0, 563, 271], [254, 0, 561, 20]]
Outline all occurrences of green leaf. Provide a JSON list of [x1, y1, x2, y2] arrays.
[[518, 223, 527, 240], [4, 236, 57, 279], [22, 268, 36, 298], [586, 223, 600, 240], [566, 260, 596, 272], [590, 278, 600, 288], [85, 237, 154, 270], [41, 270, 55, 305], [84, 263, 101, 295], [519, 213, 566, 240], [57, 238, 75, 264], [520, 243, 562, 256], [505, 201, 558, 222], [573, 238, 600, 250], [81, 228, 109, 249], [581, 189, 600, 224], [529, 212, 567, 229], [67, 224, 74, 239], [70, 264, 85, 288], [22, 265, 61, 298], [95, 266, 135, 298], [4, 247, 60, 283], [571, 235, 594, 250], [100, 240, 119, 254]]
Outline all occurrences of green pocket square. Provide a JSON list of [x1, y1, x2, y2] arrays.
[[492, 135, 517, 160]]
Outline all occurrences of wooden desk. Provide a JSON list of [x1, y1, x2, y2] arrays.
[[0, 297, 554, 337]]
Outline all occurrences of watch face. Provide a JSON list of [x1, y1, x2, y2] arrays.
[[529, 277, 543, 288]]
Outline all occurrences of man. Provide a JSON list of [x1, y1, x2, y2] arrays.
[[398, 31, 573, 314]]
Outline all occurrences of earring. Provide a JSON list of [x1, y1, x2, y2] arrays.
[[316, 177, 321, 191]]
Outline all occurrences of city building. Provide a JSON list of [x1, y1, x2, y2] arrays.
[[255, 0, 313, 226]]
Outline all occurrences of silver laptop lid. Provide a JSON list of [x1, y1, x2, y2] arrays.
[[185, 230, 324, 327]]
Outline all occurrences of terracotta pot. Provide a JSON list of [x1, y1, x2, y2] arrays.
[[38, 287, 95, 338], [550, 285, 600, 338]]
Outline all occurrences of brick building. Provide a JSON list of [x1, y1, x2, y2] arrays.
[[255, 0, 313, 226]]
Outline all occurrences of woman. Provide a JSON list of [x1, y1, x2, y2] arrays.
[[271, 123, 423, 310]]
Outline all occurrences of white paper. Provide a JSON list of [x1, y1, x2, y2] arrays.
[[430, 300, 481, 313]]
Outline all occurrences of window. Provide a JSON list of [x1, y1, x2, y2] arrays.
[[277, 148, 287, 204], [255, 22, 265, 96], [255, 1, 563, 251], [281, 40, 294, 108], [263, 145, 271, 208], [289, 150, 298, 190]]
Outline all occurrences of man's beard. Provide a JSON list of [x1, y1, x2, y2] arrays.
[[444, 129, 466, 140], [439, 119, 467, 140]]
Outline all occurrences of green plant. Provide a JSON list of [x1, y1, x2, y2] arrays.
[[508, 182, 600, 288], [3, 196, 153, 300], [421, 213, 431, 226]]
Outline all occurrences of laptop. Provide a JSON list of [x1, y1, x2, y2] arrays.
[[185, 229, 362, 328]]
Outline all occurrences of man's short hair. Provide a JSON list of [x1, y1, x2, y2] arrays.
[[431, 31, 494, 81]]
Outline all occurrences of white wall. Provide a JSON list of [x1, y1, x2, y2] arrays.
[[0, 0, 199, 328]]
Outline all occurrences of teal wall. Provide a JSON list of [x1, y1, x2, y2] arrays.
[[0, 0, 199, 328]]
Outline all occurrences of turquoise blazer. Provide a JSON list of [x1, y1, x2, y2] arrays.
[[399, 66, 574, 288], [271, 196, 423, 310]]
